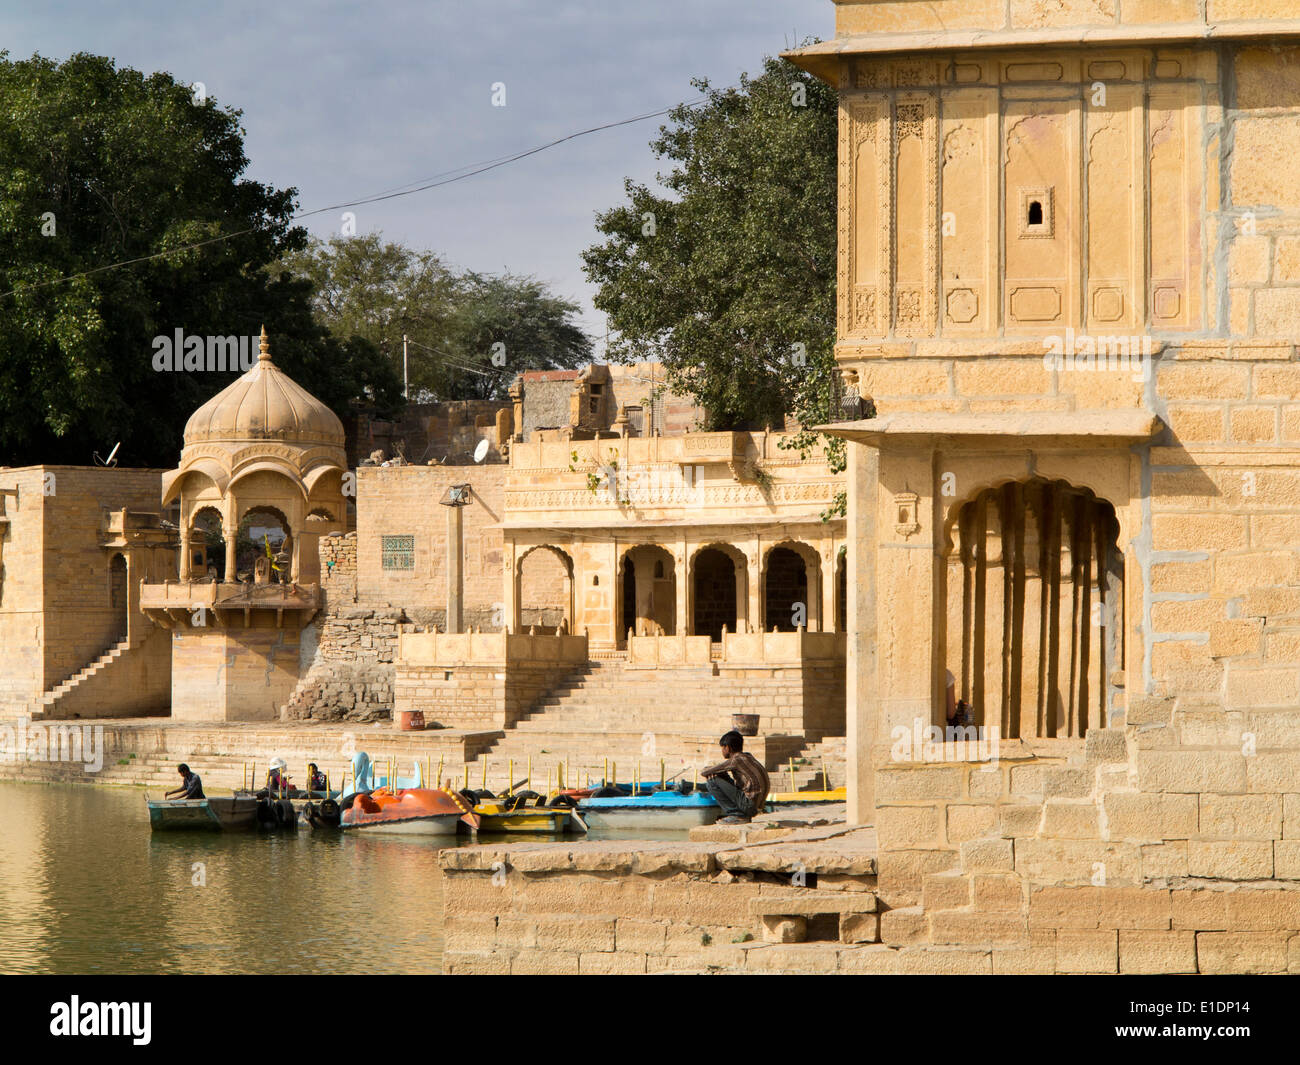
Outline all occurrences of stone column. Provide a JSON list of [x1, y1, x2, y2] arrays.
[[748, 537, 762, 633], [845, 444, 878, 824], [674, 539, 688, 638], [223, 509, 238, 583], [503, 538, 518, 633], [821, 547, 837, 633], [734, 554, 748, 633], [447, 502, 463, 633], [807, 552, 822, 632], [179, 523, 192, 581]]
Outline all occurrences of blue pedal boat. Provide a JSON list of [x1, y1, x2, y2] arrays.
[[578, 788, 721, 830]]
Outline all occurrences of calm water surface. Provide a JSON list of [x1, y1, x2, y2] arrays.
[[0, 781, 682, 975]]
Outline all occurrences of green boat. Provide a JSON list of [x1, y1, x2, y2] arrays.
[[146, 795, 260, 831]]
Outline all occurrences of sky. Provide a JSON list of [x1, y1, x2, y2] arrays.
[[5, 0, 830, 354]]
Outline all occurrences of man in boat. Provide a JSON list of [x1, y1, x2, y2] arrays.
[[261, 757, 290, 798], [165, 763, 205, 800], [700, 731, 770, 824], [307, 763, 327, 794]]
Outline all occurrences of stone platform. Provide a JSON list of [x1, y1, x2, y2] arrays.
[[0, 716, 500, 791]]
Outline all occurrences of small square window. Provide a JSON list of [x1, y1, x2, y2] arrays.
[[1018, 186, 1054, 239], [381, 535, 415, 571]]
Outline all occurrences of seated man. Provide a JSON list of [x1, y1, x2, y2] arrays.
[[165, 763, 204, 800], [701, 730, 770, 824], [307, 762, 327, 794]]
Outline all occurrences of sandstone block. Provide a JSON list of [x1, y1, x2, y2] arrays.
[[1118, 930, 1197, 974], [1056, 929, 1118, 973]]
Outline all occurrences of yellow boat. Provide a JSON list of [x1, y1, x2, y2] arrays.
[[472, 800, 580, 834], [766, 787, 848, 805]]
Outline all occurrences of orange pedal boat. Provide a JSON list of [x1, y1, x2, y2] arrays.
[[340, 787, 478, 836]]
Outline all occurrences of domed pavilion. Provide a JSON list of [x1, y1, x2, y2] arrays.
[[142, 327, 350, 721]]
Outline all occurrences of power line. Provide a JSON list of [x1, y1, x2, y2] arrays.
[[0, 97, 706, 302]]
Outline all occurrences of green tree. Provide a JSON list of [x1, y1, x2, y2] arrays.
[[279, 236, 593, 401], [583, 53, 853, 475], [0, 51, 401, 468]]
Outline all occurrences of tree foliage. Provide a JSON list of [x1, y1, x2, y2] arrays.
[[0, 51, 401, 468], [583, 53, 845, 464], [278, 235, 593, 402]]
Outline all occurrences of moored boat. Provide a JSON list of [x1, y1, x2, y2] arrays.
[[472, 800, 577, 834], [578, 789, 721, 830], [146, 794, 260, 832], [340, 787, 477, 836]]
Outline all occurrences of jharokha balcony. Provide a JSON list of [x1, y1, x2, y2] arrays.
[[140, 579, 321, 630]]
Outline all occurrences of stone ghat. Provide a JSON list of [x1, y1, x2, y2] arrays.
[[0, 718, 500, 791], [441, 810, 892, 974]]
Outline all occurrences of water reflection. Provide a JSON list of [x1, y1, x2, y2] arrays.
[[0, 783, 691, 974]]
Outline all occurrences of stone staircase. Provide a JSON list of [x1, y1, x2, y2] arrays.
[[28, 636, 131, 718], [454, 657, 830, 790], [768, 735, 847, 793]]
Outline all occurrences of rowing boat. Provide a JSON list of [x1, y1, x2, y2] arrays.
[[146, 795, 259, 831]]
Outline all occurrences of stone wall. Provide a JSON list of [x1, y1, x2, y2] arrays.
[[356, 464, 506, 628], [320, 531, 357, 604], [394, 632, 589, 730], [441, 836, 879, 974], [283, 607, 406, 722], [0, 466, 170, 714]]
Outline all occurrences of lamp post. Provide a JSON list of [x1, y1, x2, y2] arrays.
[[439, 484, 471, 633]]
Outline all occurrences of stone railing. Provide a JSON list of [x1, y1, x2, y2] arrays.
[[398, 630, 588, 666], [627, 630, 846, 668]]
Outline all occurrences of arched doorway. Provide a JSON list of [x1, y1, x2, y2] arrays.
[[764, 546, 812, 632], [108, 553, 128, 642], [620, 545, 675, 636], [944, 478, 1122, 740], [237, 507, 292, 584], [518, 545, 573, 634], [191, 507, 226, 581], [692, 546, 741, 641]]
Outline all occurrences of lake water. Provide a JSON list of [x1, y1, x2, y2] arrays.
[[0, 781, 691, 974]]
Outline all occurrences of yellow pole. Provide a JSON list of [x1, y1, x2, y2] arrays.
[[660, 759, 665, 790], [603, 757, 609, 787], [481, 758, 487, 790], [821, 757, 829, 791], [437, 755, 444, 790], [612, 761, 617, 790], [693, 764, 697, 789], [564, 756, 570, 791], [636, 759, 641, 796], [508, 758, 514, 797], [527, 756, 532, 792], [788, 759, 795, 794]]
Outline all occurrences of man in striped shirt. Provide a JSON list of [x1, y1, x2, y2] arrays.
[[701, 731, 770, 824]]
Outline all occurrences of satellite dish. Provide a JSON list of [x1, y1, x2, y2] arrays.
[[473, 439, 490, 463], [94, 442, 121, 467]]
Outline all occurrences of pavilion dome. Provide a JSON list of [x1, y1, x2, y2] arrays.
[[182, 327, 345, 450]]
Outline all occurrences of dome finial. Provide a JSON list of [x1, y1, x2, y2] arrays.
[[258, 325, 271, 362]]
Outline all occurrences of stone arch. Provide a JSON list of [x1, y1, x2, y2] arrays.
[[943, 477, 1122, 740], [190, 506, 226, 581], [236, 505, 292, 584], [618, 544, 676, 638], [762, 540, 820, 631], [517, 544, 574, 634], [689, 542, 748, 640]]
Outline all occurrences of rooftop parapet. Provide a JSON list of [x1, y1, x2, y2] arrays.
[[788, 0, 1300, 79]]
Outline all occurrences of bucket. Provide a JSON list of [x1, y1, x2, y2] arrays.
[[397, 709, 426, 732], [731, 713, 760, 736]]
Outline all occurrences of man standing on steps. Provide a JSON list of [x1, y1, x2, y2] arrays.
[[701, 731, 769, 824]]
